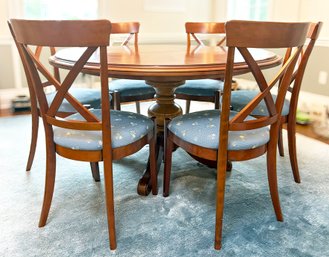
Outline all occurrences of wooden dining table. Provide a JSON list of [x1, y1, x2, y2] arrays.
[[50, 44, 281, 195]]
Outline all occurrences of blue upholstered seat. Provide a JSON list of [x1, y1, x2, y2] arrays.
[[168, 109, 269, 150], [109, 79, 155, 97], [46, 88, 102, 113], [175, 79, 224, 97], [53, 109, 153, 150], [230, 90, 290, 116]]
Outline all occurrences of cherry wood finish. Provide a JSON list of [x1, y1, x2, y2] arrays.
[[279, 22, 322, 182], [7, 27, 101, 176], [233, 22, 322, 183], [51, 34, 281, 196], [10, 19, 157, 250], [175, 22, 226, 113], [52, 45, 280, 129], [111, 22, 139, 46], [110, 22, 155, 113], [163, 20, 310, 250]]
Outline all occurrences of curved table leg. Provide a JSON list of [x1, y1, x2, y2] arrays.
[[137, 134, 164, 195], [137, 80, 184, 196]]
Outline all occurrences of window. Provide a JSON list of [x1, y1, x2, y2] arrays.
[[23, 0, 98, 19], [227, 0, 270, 21]]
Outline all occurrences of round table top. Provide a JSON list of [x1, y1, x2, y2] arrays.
[[50, 44, 281, 81]]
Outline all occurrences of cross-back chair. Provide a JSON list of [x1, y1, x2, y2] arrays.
[[10, 32, 104, 173], [10, 19, 157, 250], [163, 20, 310, 250], [174, 22, 226, 113], [109, 22, 156, 113], [230, 22, 322, 183]]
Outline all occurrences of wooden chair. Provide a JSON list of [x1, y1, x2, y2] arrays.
[[9, 35, 104, 173], [174, 22, 226, 113], [163, 20, 310, 250], [230, 22, 322, 183], [10, 19, 157, 250], [109, 22, 155, 113]]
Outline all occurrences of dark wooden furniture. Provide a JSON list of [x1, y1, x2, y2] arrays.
[[175, 22, 226, 113], [51, 42, 282, 195], [230, 22, 322, 183], [109, 22, 155, 113], [163, 20, 310, 250], [10, 19, 157, 250]]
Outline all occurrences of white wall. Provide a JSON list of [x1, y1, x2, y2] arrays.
[[0, 0, 9, 37], [300, 0, 329, 38], [107, 0, 213, 43]]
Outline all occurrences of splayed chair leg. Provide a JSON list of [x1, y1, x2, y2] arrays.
[[39, 143, 56, 227], [103, 161, 117, 250], [214, 154, 227, 250], [287, 120, 300, 183], [90, 162, 100, 182], [185, 100, 191, 114], [267, 138, 283, 221], [135, 101, 141, 114], [278, 125, 284, 157], [26, 110, 39, 171]]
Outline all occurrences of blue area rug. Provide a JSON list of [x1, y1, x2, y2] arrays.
[[1, 114, 329, 257]]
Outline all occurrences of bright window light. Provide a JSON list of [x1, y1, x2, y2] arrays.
[[227, 0, 270, 21], [23, 0, 98, 19]]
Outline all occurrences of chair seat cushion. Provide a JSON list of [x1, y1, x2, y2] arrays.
[[109, 79, 155, 97], [53, 109, 153, 150], [175, 79, 223, 96], [168, 109, 269, 150], [46, 88, 101, 113], [231, 90, 290, 116]]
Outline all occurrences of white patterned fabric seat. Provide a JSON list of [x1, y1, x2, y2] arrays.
[[168, 109, 269, 150], [231, 90, 290, 116], [54, 109, 153, 150], [175, 79, 224, 97], [46, 88, 102, 113]]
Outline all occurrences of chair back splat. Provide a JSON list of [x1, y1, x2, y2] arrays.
[[109, 22, 156, 113], [175, 22, 226, 113], [8, 21, 105, 172], [10, 19, 157, 250], [186, 22, 226, 46], [229, 22, 322, 183], [163, 20, 310, 250], [111, 22, 139, 46]]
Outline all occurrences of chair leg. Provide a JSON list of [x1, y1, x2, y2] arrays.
[[38, 142, 56, 227], [103, 160, 117, 250], [163, 135, 174, 197], [214, 90, 222, 110], [26, 110, 39, 171], [149, 134, 158, 195], [135, 101, 141, 114], [266, 137, 283, 221], [185, 100, 191, 114], [90, 162, 100, 182], [214, 153, 228, 250], [287, 120, 301, 183], [113, 91, 121, 111], [278, 125, 284, 157]]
